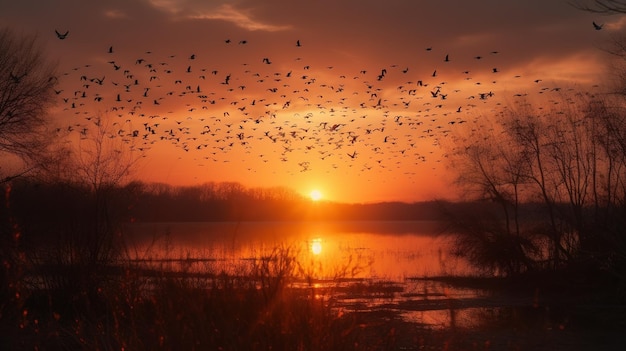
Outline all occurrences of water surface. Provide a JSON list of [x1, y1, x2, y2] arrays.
[[125, 220, 470, 279]]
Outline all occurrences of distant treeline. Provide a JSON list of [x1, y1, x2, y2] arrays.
[[4, 179, 449, 223]]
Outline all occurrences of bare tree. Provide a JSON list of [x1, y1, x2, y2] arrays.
[[601, 36, 626, 102], [0, 27, 58, 182], [572, 0, 626, 13], [72, 114, 138, 192], [65, 113, 141, 269], [0, 27, 58, 342], [447, 89, 626, 282], [446, 112, 542, 276]]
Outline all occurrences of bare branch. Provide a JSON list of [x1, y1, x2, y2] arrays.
[[0, 27, 58, 179], [571, 0, 626, 14]]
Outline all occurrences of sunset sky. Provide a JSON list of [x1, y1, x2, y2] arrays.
[[1, 0, 624, 203]]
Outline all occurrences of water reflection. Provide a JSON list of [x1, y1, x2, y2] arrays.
[[125, 220, 470, 279], [310, 238, 322, 255], [123, 220, 484, 327]]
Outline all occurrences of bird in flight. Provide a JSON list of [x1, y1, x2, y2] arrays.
[[55, 29, 69, 39], [49, 33, 527, 180], [593, 21, 604, 30]]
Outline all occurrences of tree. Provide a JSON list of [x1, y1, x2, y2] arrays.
[[54, 113, 141, 274], [446, 111, 541, 276], [446, 92, 626, 283], [0, 27, 58, 182], [0, 27, 58, 346], [572, 0, 626, 13]]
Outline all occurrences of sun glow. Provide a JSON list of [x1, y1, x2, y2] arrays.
[[309, 189, 323, 201], [310, 239, 322, 255]]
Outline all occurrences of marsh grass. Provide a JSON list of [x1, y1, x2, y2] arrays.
[[3, 182, 625, 350], [2, 223, 412, 351], [5, 235, 626, 351]]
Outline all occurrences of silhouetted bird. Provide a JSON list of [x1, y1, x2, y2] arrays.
[[593, 21, 604, 30], [55, 29, 69, 39]]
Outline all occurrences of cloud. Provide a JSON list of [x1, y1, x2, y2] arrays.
[[605, 15, 626, 31], [187, 4, 291, 32], [145, 1, 290, 31], [146, 0, 183, 14], [103, 9, 129, 19]]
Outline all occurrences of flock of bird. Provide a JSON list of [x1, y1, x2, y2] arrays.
[[49, 27, 600, 181]]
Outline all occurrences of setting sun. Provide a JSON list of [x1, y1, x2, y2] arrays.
[[309, 189, 323, 201]]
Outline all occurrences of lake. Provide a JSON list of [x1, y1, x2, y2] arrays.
[[124, 220, 472, 280], [122, 220, 488, 329], [121, 220, 625, 346]]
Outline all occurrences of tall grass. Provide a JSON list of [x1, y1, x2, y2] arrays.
[[1, 215, 404, 351]]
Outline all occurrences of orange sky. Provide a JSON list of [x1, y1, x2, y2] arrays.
[[1, 0, 623, 203]]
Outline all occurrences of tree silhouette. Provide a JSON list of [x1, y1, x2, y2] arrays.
[[0, 28, 58, 343], [447, 93, 626, 282], [572, 0, 626, 13], [0, 27, 58, 182]]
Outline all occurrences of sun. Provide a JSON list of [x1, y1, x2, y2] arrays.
[[309, 189, 323, 201]]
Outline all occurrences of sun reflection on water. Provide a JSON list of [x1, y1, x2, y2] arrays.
[[310, 238, 322, 255], [125, 221, 482, 328]]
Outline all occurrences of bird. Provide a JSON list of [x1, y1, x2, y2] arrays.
[[592, 21, 604, 30], [222, 74, 231, 85], [55, 29, 69, 39], [51, 34, 523, 181]]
